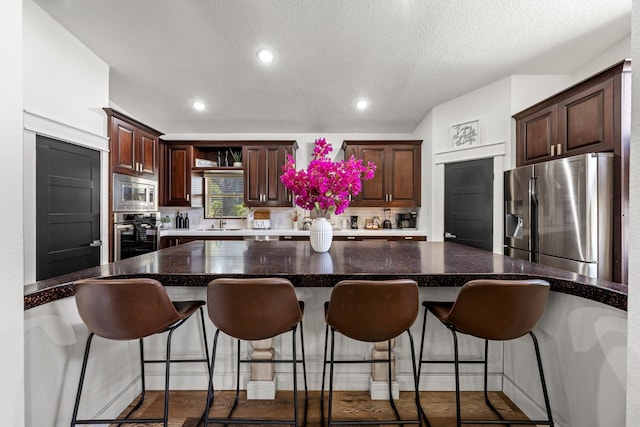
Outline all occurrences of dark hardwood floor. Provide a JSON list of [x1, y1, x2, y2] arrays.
[[114, 390, 530, 426]]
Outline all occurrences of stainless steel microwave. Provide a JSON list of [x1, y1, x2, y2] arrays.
[[112, 173, 158, 212]]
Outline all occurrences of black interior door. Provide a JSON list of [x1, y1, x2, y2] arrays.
[[36, 136, 101, 280], [444, 158, 493, 251]]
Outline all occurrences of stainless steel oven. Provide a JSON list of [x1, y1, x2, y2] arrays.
[[113, 173, 158, 212], [113, 212, 161, 261]]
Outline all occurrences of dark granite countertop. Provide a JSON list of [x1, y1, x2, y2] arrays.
[[24, 241, 628, 311]]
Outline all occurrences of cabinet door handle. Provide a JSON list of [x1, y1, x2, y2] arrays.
[[186, 194, 190, 202], [388, 194, 392, 202], [404, 236, 413, 240], [557, 143, 562, 155], [550, 144, 555, 156], [347, 236, 356, 240]]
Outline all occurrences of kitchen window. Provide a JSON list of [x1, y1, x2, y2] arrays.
[[204, 171, 245, 218]]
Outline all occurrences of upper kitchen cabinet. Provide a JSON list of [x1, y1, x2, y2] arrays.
[[162, 144, 193, 206], [343, 140, 422, 207], [514, 60, 630, 166], [243, 142, 297, 207], [105, 109, 162, 178]]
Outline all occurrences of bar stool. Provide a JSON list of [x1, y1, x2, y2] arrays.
[[203, 277, 308, 426], [70, 278, 210, 427], [321, 279, 421, 427], [417, 279, 554, 426]]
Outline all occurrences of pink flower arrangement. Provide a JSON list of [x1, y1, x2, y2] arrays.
[[280, 137, 376, 216]]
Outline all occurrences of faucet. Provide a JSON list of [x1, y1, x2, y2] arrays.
[[215, 208, 226, 229]]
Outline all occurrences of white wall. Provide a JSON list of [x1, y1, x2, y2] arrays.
[[22, 0, 110, 283], [412, 77, 514, 250], [626, 1, 640, 424], [0, 0, 25, 425], [23, 0, 108, 135], [573, 35, 632, 83]]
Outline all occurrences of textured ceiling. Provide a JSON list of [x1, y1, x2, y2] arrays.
[[33, 0, 631, 134]]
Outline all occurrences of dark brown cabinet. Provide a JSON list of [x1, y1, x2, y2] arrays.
[[163, 144, 193, 206], [513, 59, 631, 284], [243, 143, 296, 207], [342, 141, 421, 207], [514, 62, 625, 166], [105, 109, 161, 178]]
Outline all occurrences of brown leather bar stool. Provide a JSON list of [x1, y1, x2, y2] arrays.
[[417, 279, 554, 426], [70, 278, 210, 427], [321, 279, 421, 427], [203, 277, 308, 426]]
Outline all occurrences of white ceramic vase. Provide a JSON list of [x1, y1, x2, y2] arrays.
[[310, 217, 333, 252]]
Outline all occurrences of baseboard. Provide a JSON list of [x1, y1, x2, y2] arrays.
[[503, 375, 561, 427]]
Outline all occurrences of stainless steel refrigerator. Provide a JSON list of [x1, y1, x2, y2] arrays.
[[504, 153, 613, 280]]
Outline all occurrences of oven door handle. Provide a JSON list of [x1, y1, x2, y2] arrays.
[[89, 240, 102, 247]]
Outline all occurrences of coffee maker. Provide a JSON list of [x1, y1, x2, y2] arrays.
[[350, 216, 359, 229], [396, 212, 417, 229]]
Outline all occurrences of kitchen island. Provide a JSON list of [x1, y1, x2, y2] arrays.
[[24, 241, 627, 427]]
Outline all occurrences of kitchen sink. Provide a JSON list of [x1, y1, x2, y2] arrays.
[[197, 228, 243, 231]]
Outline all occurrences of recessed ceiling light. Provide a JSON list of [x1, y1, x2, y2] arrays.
[[355, 99, 369, 110], [257, 48, 275, 63], [192, 101, 206, 111]]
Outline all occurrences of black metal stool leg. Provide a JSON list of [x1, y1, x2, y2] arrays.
[[386, 339, 402, 420], [202, 329, 221, 426], [327, 329, 336, 427], [418, 305, 429, 379], [198, 307, 213, 412], [417, 307, 432, 427], [162, 328, 178, 427], [531, 331, 554, 427], [292, 325, 300, 427], [449, 327, 462, 427], [481, 339, 505, 422], [320, 323, 330, 426], [227, 339, 242, 419], [70, 333, 94, 427], [298, 320, 309, 426], [406, 330, 423, 427]]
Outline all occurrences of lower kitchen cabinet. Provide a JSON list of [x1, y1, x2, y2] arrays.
[[160, 235, 244, 248]]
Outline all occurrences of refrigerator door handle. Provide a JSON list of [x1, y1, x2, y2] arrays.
[[529, 176, 539, 261]]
